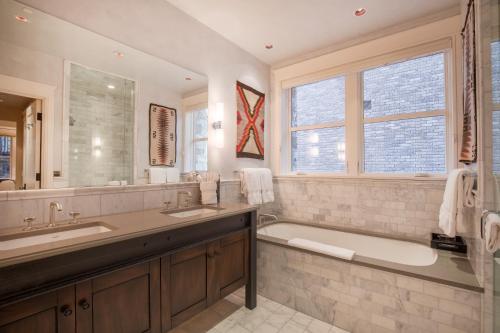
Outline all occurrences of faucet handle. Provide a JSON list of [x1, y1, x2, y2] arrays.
[[23, 217, 36, 231], [69, 212, 81, 224]]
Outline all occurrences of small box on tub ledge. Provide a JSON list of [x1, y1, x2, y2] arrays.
[[431, 233, 467, 253]]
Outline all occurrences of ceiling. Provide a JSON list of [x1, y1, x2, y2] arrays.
[[0, 92, 35, 111], [165, 0, 461, 65]]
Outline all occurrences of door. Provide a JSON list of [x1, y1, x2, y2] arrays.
[[161, 243, 208, 331], [75, 260, 161, 333], [207, 230, 249, 305], [0, 286, 75, 333]]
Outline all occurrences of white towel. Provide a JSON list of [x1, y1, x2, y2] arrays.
[[260, 168, 275, 204], [240, 168, 275, 205], [288, 238, 355, 261], [439, 169, 475, 237], [485, 213, 500, 253], [200, 182, 217, 205]]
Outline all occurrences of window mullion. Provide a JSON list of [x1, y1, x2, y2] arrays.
[[345, 72, 361, 176]]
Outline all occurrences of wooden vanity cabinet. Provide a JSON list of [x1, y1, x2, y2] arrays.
[[75, 260, 161, 333], [161, 230, 249, 331], [0, 286, 75, 333]]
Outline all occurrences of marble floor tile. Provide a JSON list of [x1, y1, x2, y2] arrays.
[[171, 291, 349, 333]]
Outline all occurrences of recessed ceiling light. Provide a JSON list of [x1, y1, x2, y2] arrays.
[[107, 85, 115, 89], [265, 44, 273, 50], [354, 8, 367, 17], [15, 15, 29, 23], [185, 77, 192, 81], [113, 51, 124, 58]]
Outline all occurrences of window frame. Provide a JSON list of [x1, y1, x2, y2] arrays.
[[184, 104, 208, 172], [282, 39, 455, 178]]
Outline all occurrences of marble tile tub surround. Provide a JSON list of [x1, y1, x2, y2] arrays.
[[270, 177, 477, 242], [258, 241, 482, 333], [0, 181, 244, 229]]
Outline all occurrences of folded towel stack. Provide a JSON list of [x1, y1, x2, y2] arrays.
[[439, 169, 475, 237], [240, 168, 274, 205], [198, 172, 219, 205], [288, 238, 355, 261], [485, 213, 500, 253]]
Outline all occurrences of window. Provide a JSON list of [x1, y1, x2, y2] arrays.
[[283, 44, 452, 177], [0, 136, 12, 179], [290, 76, 346, 173], [362, 53, 447, 174], [185, 107, 208, 171], [492, 40, 500, 174]]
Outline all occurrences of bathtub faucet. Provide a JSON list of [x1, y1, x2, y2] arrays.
[[258, 213, 278, 225]]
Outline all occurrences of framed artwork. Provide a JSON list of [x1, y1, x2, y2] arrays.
[[236, 81, 265, 160], [149, 103, 176, 166], [459, 0, 477, 163]]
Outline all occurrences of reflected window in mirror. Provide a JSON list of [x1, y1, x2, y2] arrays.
[[0, 136, 13, 179], [68, 63, 135, 187], [185, 107, 208, 172]]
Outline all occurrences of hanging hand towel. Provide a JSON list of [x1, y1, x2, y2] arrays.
[[485, 213, 500, 253], [260, 168, 274, 204], [439, 169, 475, 237], [240, 168, 263, 205]]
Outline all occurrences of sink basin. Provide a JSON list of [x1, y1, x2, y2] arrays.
[[0, 222, 114, 251], [161, 205, 225, 218]]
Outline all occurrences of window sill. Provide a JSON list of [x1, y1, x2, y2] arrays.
[[275, 173, 447, 183]]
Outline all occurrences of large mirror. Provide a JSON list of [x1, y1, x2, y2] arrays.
[[0, 0, 208, 189]]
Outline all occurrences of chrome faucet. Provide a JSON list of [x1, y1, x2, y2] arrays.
[[177, 191, 193, 208], [48, 201, 63, 227], [258, 213, 278, 225]]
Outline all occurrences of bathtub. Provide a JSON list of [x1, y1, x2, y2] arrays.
[[257, 222, 438, 266]]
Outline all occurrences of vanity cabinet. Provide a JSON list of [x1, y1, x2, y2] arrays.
[[75, 261, 161, 333], [0, 286, 75, 333], [161, 230, 249, 331], [0, 210, 257, 333]]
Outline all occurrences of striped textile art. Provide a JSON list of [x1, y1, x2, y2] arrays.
[[149, 103, 176, 166], [236, 81, 265, 160], [460, 0, 477, 163]]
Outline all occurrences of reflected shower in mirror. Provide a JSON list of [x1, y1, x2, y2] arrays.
[[68, 64, 135, 187]]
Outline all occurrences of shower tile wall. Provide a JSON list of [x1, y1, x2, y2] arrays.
[[69, 63, 134, 187]]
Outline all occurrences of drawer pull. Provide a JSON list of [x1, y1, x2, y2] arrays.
[[79, 299, 90, 310], [61, 305, 73, 317]]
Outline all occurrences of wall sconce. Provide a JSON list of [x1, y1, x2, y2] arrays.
[[93, 136, 102, 157], [213, 102, 224, 149]]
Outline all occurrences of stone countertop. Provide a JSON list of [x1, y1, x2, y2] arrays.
[[257, 221, 482, 293], [0, 202, 256, 268]]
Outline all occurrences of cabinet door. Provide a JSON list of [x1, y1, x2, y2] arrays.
[[161, 243, 208, 331], [207, 230, 249, 305], [0, 286, 75, 333], [215, 231, 249, 299], [75, 260, 161, 333]]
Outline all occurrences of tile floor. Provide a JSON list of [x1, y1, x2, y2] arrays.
[[170, 289, 349, 333]]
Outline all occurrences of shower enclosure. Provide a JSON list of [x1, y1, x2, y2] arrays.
[[68, 63, 135, 187]]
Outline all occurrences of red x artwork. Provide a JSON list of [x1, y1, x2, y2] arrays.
[[236, 81, 265, 160]]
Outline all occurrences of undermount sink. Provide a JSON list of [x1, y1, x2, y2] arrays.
[[0, 222, 114, 251], [161, 205, 225, 218]]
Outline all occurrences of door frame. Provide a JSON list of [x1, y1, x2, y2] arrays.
[[0, 74, 56, 188]]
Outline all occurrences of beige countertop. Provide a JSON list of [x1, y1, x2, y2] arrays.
[[0, 202, 256, 268]]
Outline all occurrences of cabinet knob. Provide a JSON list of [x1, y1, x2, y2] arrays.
[[61, 305, 73, 317], [79, 299, 90, 310]]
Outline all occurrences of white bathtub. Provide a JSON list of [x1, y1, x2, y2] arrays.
[[257, 222, 438, 266]]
